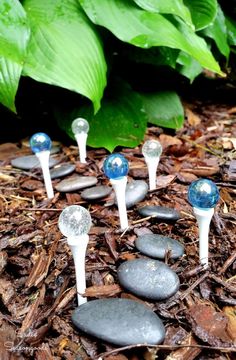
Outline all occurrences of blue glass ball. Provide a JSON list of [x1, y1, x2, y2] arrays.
[[30, 132, 51, 153], [188, 179, 220, 209], [103, 153, 129, 179]]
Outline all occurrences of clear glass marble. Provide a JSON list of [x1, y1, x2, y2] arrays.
[[30, 132, 51, 153], [58, 205, 91, 237], [72, 118, 89, 135], [142, 140, 162, 158], [103, 153, 129, 179], [188, 179, 220, 209]]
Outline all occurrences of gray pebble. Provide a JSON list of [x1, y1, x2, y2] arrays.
[[135, 234, 184, 259], [50, 163, 75, 179], [55, 175, 97, 192], [72, 298, 165, 346], [138, 205, 181, 221], [118, 258, 180, 300], [11, 155, 59, 170], [81, 185, 112, 201], [124, 180, 148, 208]]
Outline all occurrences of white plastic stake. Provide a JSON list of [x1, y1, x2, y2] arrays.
[[67, 235, 89, 305], [110, 176, 128, 230], [144, 156, 160, 190], [193, 207, 214, 268], [35, 150, 54, 199], [75, 133, 88, 164]]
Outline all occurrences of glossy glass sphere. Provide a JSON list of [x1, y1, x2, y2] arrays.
[[30, 132, 51, 153], [72, 118, 89, 135], [142, 139, 162, 158], [188, 179, 220, 209], [103, 153, 129, 179], [58, 205, 91, 238]]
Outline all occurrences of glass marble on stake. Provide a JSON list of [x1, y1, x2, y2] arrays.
[[142, 140, 162, 190], [58, 205, 92, 305], [30, 132, 54, 199], [72, 118, 89, 164], [103, 153, 129, 230], [188, 179, 220, 267]]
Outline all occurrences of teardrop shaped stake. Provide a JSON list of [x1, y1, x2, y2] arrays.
[[30, 132, 54, 199], [72, 118, 89, 164]]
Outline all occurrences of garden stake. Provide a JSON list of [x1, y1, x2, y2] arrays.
[[103, 153, 129, 230], [142, 139, 162, 190], [72, 118, 89, 163], [30, 132, 54, 199], [58, 205, 92, 306], [188, 179, 220, 268]]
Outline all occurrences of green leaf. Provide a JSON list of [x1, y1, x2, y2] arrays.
[[133, 0, 193, 28], [79, 0, 222, 75], [141, 91, 184, 129], [177, 51, 202, 82], [0, 0, 30, 112], [22, 0, 107, 113], [184, 0, 218, 30], [56, 81, 147, 152], [225, 16, 236, 46], [201, 6, 230, 58]]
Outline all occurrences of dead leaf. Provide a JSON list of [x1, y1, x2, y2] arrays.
[[185, 108, 201, 126], [223, 306, 236, 343], [156, 174, 176, 189], [159, 134, 182, 149], [166, 333, 201, 360], [177, 172, 198, 183], [181, 166, 219, 176]]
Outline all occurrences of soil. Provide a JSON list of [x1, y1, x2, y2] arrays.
[[0, 100, 235, 360]]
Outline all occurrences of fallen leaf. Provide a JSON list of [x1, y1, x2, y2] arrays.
[[185, 108, 201, 126], [156, 174, 176, 189], [166, 333, 201, 360], [159, 134, 182, 149], [223, 306, 236, 343], [181, 166, 219, 176], [84, 284, 122, 297]]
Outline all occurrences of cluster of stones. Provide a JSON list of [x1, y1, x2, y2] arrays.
[[11, 143, 184, 347]]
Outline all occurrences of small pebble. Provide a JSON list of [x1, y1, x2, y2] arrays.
[[138, 205, 181, 221], [135, 234, 184, 259], [118, 258, 180, 300], [50, 163, 75, 179], [121, 180, 148, 208], [81, 185, 112, 201], [55, 175, 97, 192], [11, 155, 59, 170], [72, 298, 165, 346]]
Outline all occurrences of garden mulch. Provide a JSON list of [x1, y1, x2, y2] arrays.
[[0, 100, 235, 360]]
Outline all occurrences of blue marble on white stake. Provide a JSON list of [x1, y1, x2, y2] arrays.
[[188, 179, 219, 209], [30, 132, 51, 153], [103, 153, 129, 179]]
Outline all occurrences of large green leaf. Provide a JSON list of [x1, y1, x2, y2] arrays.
[[22, 0, 107, 112], [141, 91, 184, 129], [201, 6, 230, 58], [133, 0, 193, 28], [56, 81, 147, 152], [177, 51, 202, 82], [225, 16, 236, 46], [0, 0, 30, 112], [79, 0, 222, 75], [184, 0, 218, 30]]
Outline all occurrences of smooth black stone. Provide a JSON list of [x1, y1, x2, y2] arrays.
[[124, 180, 148, 209], [50, 163, 75, 179], [11, 155, 59, 170], [72, 298, 165, 346], [81, 185, 112, 200], [138, 205, 181, 221], [118, 259, 180, 300], [135, 234, 184, 259], [55, 175, 97, 192]]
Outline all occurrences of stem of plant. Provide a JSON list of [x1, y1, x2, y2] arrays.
[[193, 207, 214, 268], [68, 234, 89, 306], [110, 176, 128, 230], [75, 133, 88, 164], [36, 150, 54, 199]]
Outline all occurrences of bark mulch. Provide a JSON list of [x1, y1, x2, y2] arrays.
[[0, 101, 235, 360]]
